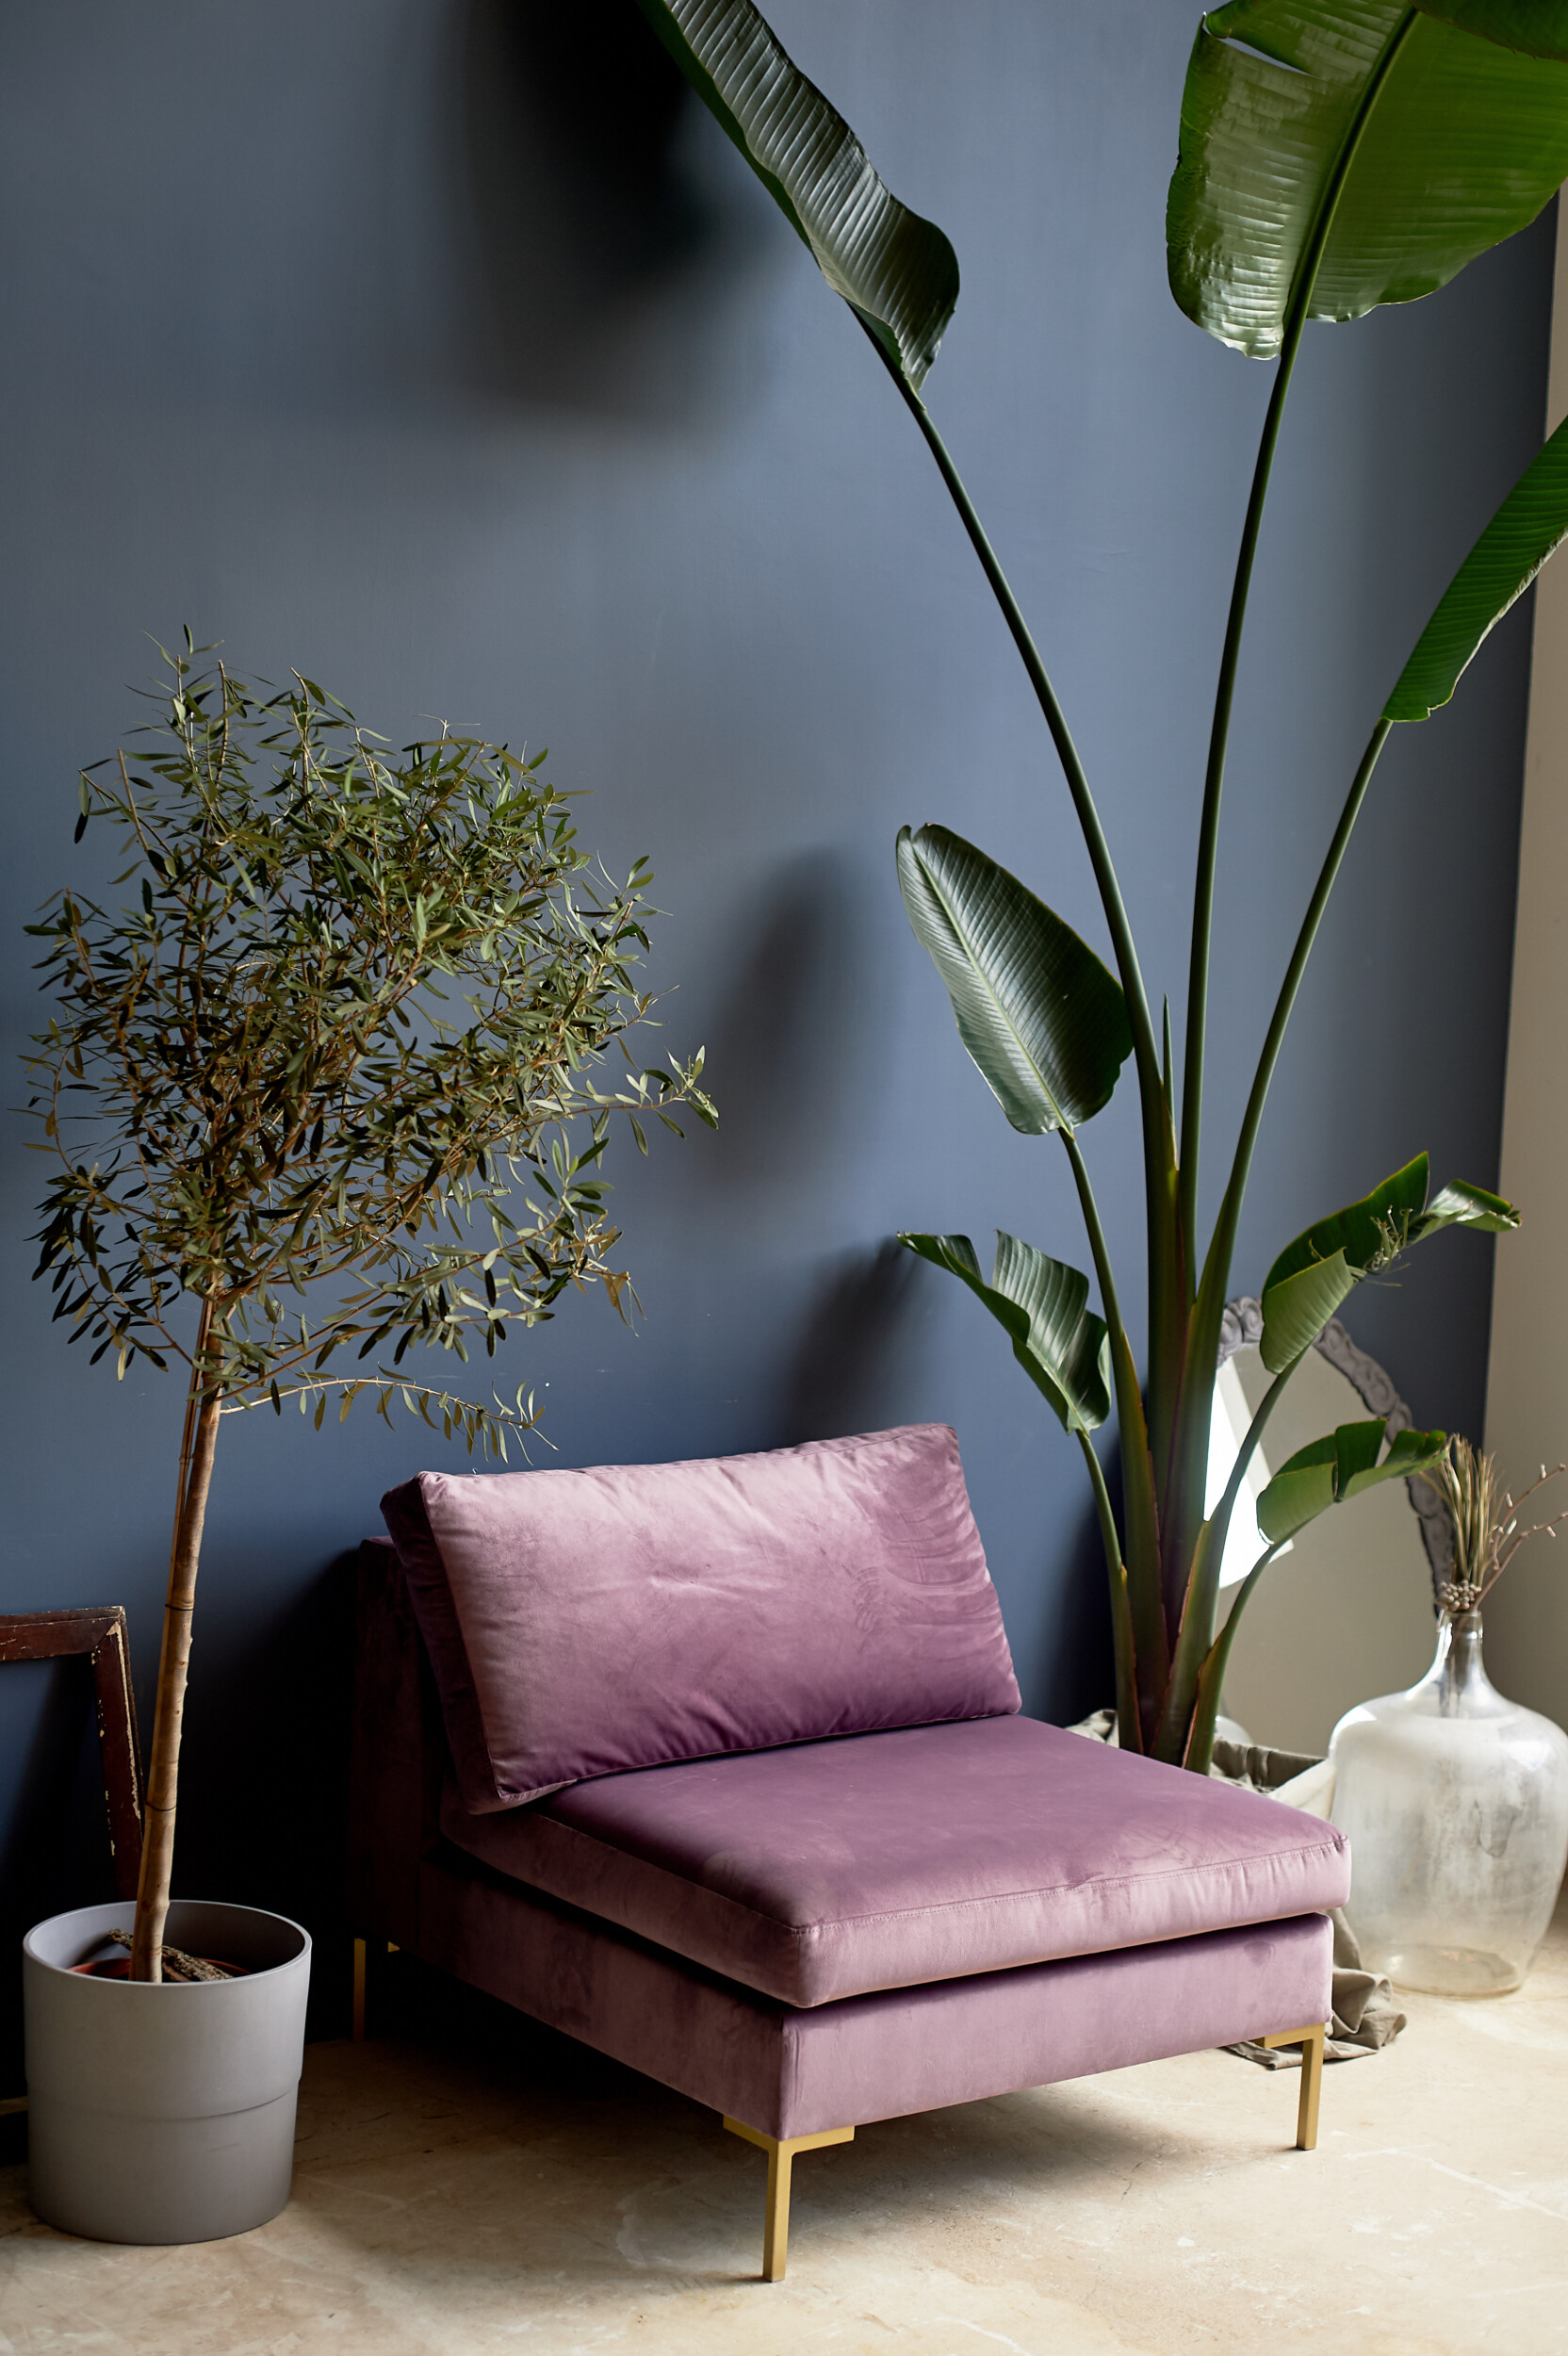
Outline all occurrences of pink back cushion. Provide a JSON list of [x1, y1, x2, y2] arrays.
[[380, 1423, 1020, 1812]]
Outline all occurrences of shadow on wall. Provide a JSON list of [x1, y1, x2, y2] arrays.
[[456, 0, 772, 418], [170, 1552, 360, 2044], [697, 849, 878, 1207], [778, 1239, 924, 1447], [0, 1659, 119, 2098]]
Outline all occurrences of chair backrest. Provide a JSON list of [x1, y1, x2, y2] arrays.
[[381, 1423, 1020, 1812]]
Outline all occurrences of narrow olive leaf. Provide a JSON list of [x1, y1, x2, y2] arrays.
[[632, 0, 958, 389], [896, 825, 1132, 1135], [1258, 1419, 1447, 1545], [1413, 0, 1568, 57], [901, 1230, 1112, 1433], [1384, 413, 1568, 720], [1168, 0, 1568, 360]]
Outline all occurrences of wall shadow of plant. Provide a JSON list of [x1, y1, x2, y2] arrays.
[[0, 1660, 118, 2102], [696, 851, 874, 1205], [457, 0, 772, 419], [171, 1552, 359, 2041], [777, 1241, 923, 1448]]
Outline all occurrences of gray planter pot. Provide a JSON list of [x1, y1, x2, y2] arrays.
[[23, 1898, 311, 2245]]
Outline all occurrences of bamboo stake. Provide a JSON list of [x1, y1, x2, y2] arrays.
[[129, 1362, 222, 1983]]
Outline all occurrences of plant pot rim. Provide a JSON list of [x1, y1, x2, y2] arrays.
[[24, 1898, 310, 1987]]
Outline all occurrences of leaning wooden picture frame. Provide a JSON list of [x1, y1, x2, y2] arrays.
[[0, 1606, 144, 1902]]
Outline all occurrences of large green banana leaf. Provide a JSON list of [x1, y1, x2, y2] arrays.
[[1168, 0, 1568, 359], [1385, 414, 1568, 719], [901, 1231, 1112, 1433], [1258, 1417, 1447, 1543], [633, 0, 958, 389], [896, 826, 1132, 1135], [1258, 1153, 1518, 1367], [1413, 0, 1568, 57]]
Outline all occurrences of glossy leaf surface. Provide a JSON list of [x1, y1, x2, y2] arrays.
[[901, 1231, 1112, 1433], [896, 825, 1132, 1135], [634, 0, 958, 387], [1265, 1153, 1431, 1295], [1258, 1155, 1517, 1369], [1413, 0, 1568, 56], [1168, 0, 1568, 358], [1258, 1418, 1448, 1543], [1385, 414, 1568, 718]]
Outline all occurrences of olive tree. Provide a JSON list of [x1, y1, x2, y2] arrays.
[[24, 642, 713, 1978]]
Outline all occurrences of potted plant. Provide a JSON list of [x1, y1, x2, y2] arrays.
[[19, 641, 713, 2243], [633, 0, 1568, 1765]]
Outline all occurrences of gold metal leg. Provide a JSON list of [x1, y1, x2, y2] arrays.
[[724, 2116, 855, 2281], [1262, 2021, 1327, 2149], [351, 1939, 399, 2044], [352, 1937, 367, 2043]]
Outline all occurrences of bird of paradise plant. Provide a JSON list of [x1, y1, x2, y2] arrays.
[[635, 0, 1568, 1766]]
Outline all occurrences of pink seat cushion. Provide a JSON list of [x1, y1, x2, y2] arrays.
[[382, 1424, 1020, 1813], [441, 1713, 1350, 2006]]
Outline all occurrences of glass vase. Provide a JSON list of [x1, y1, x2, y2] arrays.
[[1328, 1610, 1568, 1996]]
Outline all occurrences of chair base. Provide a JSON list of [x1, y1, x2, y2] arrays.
[[352, 1902, 1333, 2279], [1261, 2021, 1327, 2150], [724, 2118, 855, 2280]]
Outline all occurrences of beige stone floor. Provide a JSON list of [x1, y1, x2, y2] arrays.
[[2, 1902, 1565, 2356]]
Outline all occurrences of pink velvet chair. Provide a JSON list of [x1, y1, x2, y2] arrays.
[[349, 1424, 1345, 2281]]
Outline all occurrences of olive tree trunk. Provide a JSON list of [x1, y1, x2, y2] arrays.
[[129, 1376, 222, 1983]]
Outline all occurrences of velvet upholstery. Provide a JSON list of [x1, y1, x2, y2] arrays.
[[381, 1424, 1019, 1812], [351, 1515, 1340, 2172], [417, 1849, 1333, 2140], [441, 1713, 1350, 2005]]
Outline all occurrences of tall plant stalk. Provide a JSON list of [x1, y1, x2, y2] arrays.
[[627, 0, 1564, 1763]]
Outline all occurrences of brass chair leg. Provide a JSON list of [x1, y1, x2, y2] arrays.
[[724, 2116, 855, 2281], [1262, 2020, 1327, 2149], [351, 1937, 398, 2044]]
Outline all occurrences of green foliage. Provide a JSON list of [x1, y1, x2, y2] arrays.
[[901, 1232, 1112, 1434], [632, 0, 958, 390], [1168, 0, 1568, 361], [1260, 1155, 1519, 1370], [24, 644, 714, 1455], [895, 826, 1133, 1136], [1412, 0, 1568, 59], [1257, 1419, 1449, 1545], [1385, 412, 1568, 717], [639, 0, 1544, 1766]]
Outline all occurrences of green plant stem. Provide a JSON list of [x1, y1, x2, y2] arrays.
[[1062, 1123, 1168, 1737], [1199, 718, 1394, 1333], [1061, 1126, 1125, 1349], [1201, 1356, 1295, 1596], [1076, 1427, 1142, 1752], [877, 341, 1186, 1574], [1177, 6, 1421, 1260], [1155, 1352, 1299, 1757], [877, 353, 1161, 1099], [1183, 1544, 1279, 1773]]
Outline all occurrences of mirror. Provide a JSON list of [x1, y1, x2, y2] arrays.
[[1208, 1301, 1451, 1757]]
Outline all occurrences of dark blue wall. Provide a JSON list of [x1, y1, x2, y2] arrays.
[[0, 0, 1550, 2065]]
